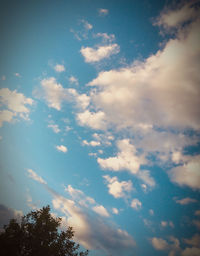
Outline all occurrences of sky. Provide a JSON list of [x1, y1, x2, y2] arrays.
[[0, 0, 200, 255]]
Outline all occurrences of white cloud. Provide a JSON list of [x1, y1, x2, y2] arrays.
[[98, 8, 109, 16], [92, 205, 109, 217], [27, 169, 47, 185], [77, 110, 106, 130], [155, 1, 199, 29], [175, 197, 198, 205], [0, 88, 33, 113], [48, 123, 60, 133], [87, 7, 200, 134], [151, 237, 169, 250], [54, 64, 65, 73], [169, 155, 200, 190], [70, 19, 93, 41], [80, 44, 120, 63], [94, 33, 115, 43], [136, 170, 155, 188], [81, 19, 93, 30], [82, 140, 100, 147], [38, 77, 90, 111], [131, 199, 142, 210], [112, 208, 119, 215], [0, 110, 15, 127], [69, 76, 79, 86], [39, 77, 67, 110], [0, 88, 33, 126], [56, 145, 68, 153], [98, 139, 144, 174], [103, 175, 133, 199]]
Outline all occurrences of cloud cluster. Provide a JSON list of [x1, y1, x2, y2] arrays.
[[74, 1, 200, 191], [27, 168, 136, 256], [0, 88, 34, 127]]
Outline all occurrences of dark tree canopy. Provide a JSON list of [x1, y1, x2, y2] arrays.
[[0, 205, 89, 256]]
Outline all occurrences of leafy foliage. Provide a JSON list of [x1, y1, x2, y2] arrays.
[[0, 205, 89, 256]]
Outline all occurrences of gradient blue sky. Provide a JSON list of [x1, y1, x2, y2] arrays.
[[0, 0, 200, 255]]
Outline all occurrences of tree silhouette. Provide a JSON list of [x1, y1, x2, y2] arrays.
[[0, 205, 89, 256]]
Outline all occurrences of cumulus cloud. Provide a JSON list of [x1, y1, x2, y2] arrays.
[[77, 110, 106, 130], [88, 13, 200, 130], [38, 77, 90, 111], [56, 145, 68, 153], [175, 197, 198, 205], [54, 64, 65, 73], [131, 199, 142, 210], [92, 205, 109, 217], [169, 155, 200, 190], [103, 175, 133, 199], [0, 88, 33, 126], [98, 139, 145, 174], [80, 44, 120, 63]]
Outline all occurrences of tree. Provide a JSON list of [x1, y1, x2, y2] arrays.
[[0, 205, 89, 256]]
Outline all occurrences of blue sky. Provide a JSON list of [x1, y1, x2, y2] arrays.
[[0, 0, 200, 255]]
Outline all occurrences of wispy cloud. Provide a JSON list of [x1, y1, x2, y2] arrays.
[[27, 169, 47, 185], [175, 197, 198, 205]]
